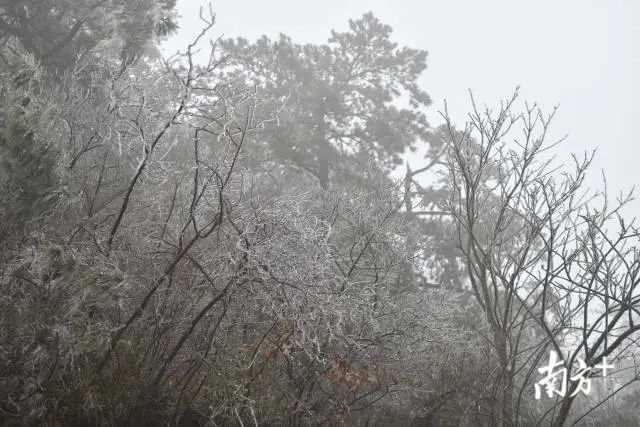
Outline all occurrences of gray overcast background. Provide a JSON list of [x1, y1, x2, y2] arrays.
[[161, 1, 639, 217]]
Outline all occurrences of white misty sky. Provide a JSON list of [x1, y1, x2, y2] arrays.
[[161, 0, 640, 217]]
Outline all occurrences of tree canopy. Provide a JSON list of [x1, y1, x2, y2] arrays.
[[220, 13, 439, 189], [0, 0, 178, 69]]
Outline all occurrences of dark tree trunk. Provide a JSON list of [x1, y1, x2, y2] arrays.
[[552, 387, 576, 427]]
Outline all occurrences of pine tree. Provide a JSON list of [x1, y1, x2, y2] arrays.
[[220, 13, 440, 190]]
